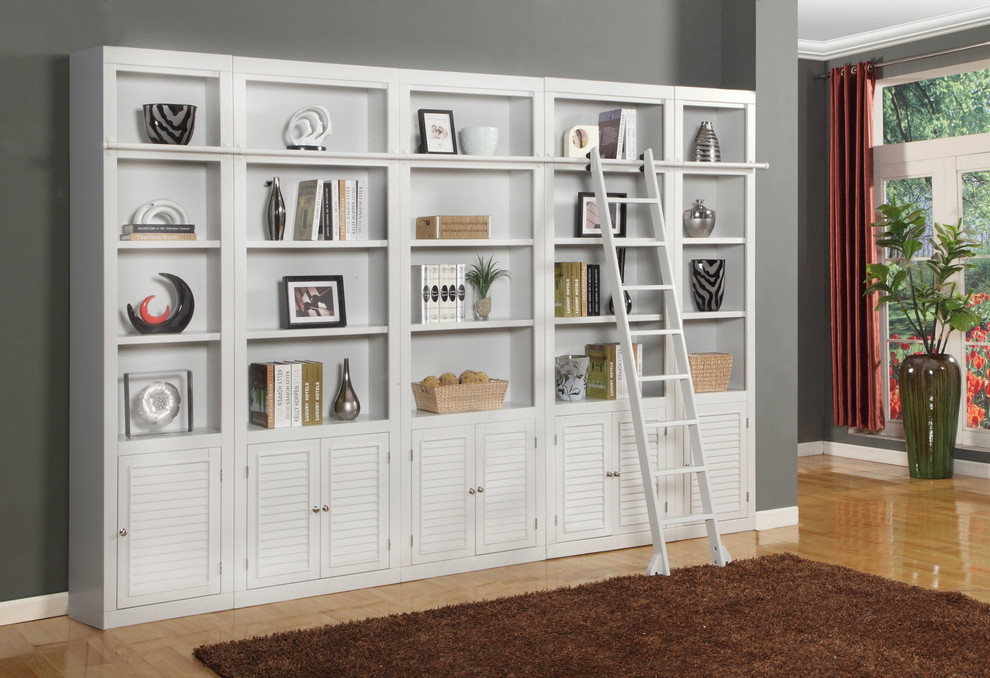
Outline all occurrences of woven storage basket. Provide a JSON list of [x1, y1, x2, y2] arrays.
[[688, 353, 733, 392], [412, 379, 508, 414]]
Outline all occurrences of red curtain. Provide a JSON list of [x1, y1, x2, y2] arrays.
[[829, 63, 884, 431]]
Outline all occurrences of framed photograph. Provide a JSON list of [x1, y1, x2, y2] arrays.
[[123, 369, 193, 438], [577, 192, 627, 237], [284, 275, 347, 328], [418, 109, 457, 154]]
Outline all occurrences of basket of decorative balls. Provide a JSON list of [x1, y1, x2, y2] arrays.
[[412, 370, 508, 414]]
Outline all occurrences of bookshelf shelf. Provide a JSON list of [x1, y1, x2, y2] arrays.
[[71, 45, 757, 629]]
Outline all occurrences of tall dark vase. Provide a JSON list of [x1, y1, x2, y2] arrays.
[[333, 358, 361, 420], [690, 259, 725, 312], [266, 176, 286, 241], [608, 247, 632, 315], [899, 353, 960, 479]]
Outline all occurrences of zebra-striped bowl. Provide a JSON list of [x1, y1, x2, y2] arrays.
[[143, 103, 197, 145]]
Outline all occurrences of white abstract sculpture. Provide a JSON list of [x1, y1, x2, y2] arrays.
[[285, 105, 332, 150]]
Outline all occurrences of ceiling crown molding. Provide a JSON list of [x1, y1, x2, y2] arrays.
[[799, 7, 990, 61]]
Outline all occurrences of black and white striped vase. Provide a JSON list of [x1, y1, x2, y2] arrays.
[[143, 103, 197, 145], [690, 259, 725, 312]]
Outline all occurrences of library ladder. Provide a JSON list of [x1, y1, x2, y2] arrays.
[[587, 146, 730, 575]]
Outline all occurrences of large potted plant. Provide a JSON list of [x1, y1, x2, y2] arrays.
[[864, 203, 980, 478]]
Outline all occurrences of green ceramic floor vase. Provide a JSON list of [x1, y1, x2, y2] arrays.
[[899, 354, 960, 479]]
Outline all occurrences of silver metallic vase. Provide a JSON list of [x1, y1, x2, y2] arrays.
[[692, 121, 721, 162], [266, 176, 286, 240], [683, 199, 716, 237], [333, 358, 361, 420]]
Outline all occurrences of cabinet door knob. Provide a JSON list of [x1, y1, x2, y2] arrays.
[[614, 471, 621, 477], [322, 505, 330, 512], [118, 528, 128, 537], [468, 488, 476, 495], [476, 486, 484, 493], [312, 506, 321, 513], [606, 471, 614, 478]]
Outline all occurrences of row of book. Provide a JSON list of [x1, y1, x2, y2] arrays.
[[554, 262, 601, 317], [120, 223, 197, 241], [293, 179, 367, 241], [417, 264, 467, 323], [586, 342, 642, 400], [249, 361, 324, 428], [598, 108, 637, 160]]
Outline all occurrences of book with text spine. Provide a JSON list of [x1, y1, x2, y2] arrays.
[[623, 109, 637, 159], [456, 263, 466, 322], [248, 362, 276, 428], [293, 179, 323, 241], [598, 109, 624, 159], [440, 263, 457, 322], [585, 343, 610, 400], [554, 263, 566, 317], [355, 180, 366, 240], [417, 264, 432, 324], [429, 263, 441, 323], [301, 361, 314, 426], [310, 361, 324, 425], [120, 232, 197, 241], [273, 363, 292, 428], [289, 361, 303, 426], [346, 179, 358, 240], [122, 224, 195, 234], [579, 262, 588, 317], [588, 264, 601, 315], [321, 182, 333, 240], [611, 342, 643, 399]]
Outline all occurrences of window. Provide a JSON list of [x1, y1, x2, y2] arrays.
[[875, 60, 990, 447]]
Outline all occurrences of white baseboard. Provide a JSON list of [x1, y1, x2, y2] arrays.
[[0, 592, 67, 626], [755, 506, 798, 530], [797, 441, 824, 457], [824, 441, 990, 478]]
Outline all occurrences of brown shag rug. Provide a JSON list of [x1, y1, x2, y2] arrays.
[[194, 554, 990, 677]]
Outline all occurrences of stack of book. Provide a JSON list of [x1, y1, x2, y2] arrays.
[[415, 215, 490, 239], [416, 264, 466, 324], [585, 342, 642, 400], [597, 108, 637, 160], [293, 179, 367, 241], [120, 223, 196, 241], [249, 361, 324, 428], [554, 262, 601, 317]]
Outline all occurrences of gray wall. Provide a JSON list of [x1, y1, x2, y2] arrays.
[[0, 0, 797, 602], [807, 24, 990, 464]]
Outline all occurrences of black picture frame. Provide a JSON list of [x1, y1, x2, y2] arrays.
[[577, 192, 627, 237], [284, 275, 347, 328], [418, 109, 457, 154]]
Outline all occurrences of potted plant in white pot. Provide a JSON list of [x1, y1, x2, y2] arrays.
[[864, 203, 980, 478], [465, 255, 510, 321]]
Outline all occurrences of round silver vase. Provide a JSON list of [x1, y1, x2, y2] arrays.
[[333, 358, 361, 420], [683, 199, 716, 237]]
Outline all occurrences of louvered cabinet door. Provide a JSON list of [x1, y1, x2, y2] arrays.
[[321, 433, 389, 578], [246, 439, 321, 589], [411, 426, 475, 565], [689, 401, 748, 522], [116, 448, 220, 609], [614, 408, 664, 535], [475, 420, 537, 555], [554, 414, 612, 542]]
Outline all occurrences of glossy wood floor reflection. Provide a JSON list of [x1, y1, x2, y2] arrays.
[[5, 455, 990, 677]]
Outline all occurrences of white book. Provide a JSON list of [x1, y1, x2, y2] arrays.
[[623, 109, 637, 159], [273, 363, 291, 427], [439, 263, 456, 323], [346, 180, 357, 240], [293, 179, 323, 241], [614, 343, 643, 400], [330, 179, 341, 240], [289, 361, 303, 426], [428, 263, 440, 323], [455, 263, 465, 322], [356, 180, 366, 239], [418, 264, 432, 324]]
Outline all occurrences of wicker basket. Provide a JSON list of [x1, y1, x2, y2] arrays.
[[412, 379, 508, 414], [688, 353, 733, 393]]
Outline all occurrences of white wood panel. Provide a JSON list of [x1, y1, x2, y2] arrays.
[[246, 440, 320, 589], [322, 433, 390, 577], [476, 420, 537, 554], [411, 426, 475, 564], [690, 403, 747, 521], [555, 414, 611, 542], [117, 448, 220, 609], [614, 409, 663, 534]]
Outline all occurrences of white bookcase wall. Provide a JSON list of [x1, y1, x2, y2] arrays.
[[70, 46, 758, 629]]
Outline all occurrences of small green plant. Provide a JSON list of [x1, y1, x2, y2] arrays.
[[864, 202, 980, 354], [464, 255, 510, 299]]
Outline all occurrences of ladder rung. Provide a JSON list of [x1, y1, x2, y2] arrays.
[[629, 329, 681, 337], [653, 465, 707, 478], [644, 418, 700, 429], [607, 197, 656, 204], [623, 284, 673, 292], [617, 240, 668, 248], [662, 513, 716, 527], [638, 373, 691, 383]]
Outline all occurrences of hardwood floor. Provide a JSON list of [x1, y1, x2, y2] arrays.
[[3, 454, 990, 677]]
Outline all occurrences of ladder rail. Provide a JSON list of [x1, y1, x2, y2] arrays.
[[588, 146, 729, 575]]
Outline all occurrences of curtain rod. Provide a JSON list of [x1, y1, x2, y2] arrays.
[[814, 38, 990, 80]]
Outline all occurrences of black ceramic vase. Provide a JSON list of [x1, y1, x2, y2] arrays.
[[690, 259, 725, 312], [899, 353, 960, 479]]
